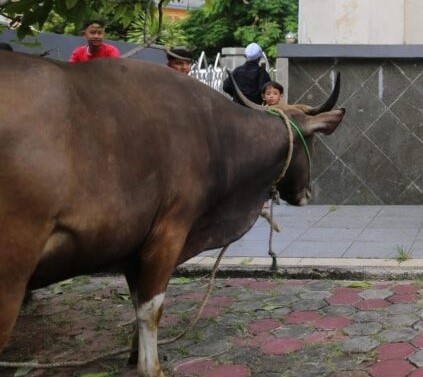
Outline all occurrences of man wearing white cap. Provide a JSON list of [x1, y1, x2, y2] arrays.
[[223, 42, 271, 105]]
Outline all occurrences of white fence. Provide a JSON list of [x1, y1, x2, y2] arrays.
[[189, 51, 226, 93], [189, 51, 276, 94]]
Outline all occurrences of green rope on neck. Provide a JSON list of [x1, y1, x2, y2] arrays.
[[266, 108, 281, 117], [288, 119, 312, 171]]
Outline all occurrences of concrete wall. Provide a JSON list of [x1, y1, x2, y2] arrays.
[[299, 0, 423, 44], [295, 1, 423, 204], [404, 0, 423, 43], [276, 44, 423, 204]]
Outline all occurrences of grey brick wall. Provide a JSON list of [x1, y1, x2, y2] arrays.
[[285, 57, 423, 204]]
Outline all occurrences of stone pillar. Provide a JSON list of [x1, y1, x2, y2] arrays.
[[275, 58, 289, 103], [220, 47, 246, 70]]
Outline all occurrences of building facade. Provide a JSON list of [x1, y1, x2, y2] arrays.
[[299, 0, 423, 44], [163, 0, 205, 20]]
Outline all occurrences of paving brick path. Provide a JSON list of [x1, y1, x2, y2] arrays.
[[3, 276, 423, 377], [165, 277, 423, 377]]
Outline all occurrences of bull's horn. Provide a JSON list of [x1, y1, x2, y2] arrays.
[[226, 69, 341, 115], [306, 72, 341, 115], [226, 69, 265, 111]]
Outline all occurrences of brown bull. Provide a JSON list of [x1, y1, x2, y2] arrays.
[[0, 51, 344, 377]]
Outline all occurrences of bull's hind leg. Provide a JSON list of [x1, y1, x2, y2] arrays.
[[0, 276, 27, 351], [125, 215, 190, 377], [0, 223, 45, 351]]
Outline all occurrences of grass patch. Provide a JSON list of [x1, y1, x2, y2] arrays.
[[170, 277, 195, 285], [347, 281, 372, 289], [240, 257, 253, 266], [395, 245, 412, 263]]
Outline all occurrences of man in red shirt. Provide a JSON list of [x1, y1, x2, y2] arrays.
[[69, 19, 120, 62]]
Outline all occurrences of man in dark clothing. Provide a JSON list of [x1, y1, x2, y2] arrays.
[[223, 42, 271, 105]]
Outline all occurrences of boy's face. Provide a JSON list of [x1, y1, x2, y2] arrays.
[[83, 23, 105, 48], [262, 86, 283, 106], [167, 59, 191, 74]]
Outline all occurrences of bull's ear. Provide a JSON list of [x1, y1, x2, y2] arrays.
[[303, 108, 346, 136]]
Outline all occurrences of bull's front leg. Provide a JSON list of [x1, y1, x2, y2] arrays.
[[126, 276, 167, 377], [139, 293, 166, 377], [125, 214, 190, 377], [126, 273, 167, 377]]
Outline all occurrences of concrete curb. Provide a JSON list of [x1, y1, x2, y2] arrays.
[[176, 257, 423, 280]]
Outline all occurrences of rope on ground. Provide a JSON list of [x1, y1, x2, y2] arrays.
[[267, 189, 281, 271], [263, 107, 294, 271], [0, 347, 129, 369], [158, 244, 229, 345], [260, 207, 280, 233]]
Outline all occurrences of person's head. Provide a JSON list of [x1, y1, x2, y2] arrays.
[[0, 43, 13, 51], [81, 19, 107, 51], [261, 81, 284, 106], [166, 47, 192, 74], [245, 42, 263, 62]]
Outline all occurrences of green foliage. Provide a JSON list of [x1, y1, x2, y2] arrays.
[[182, 0, 298, 61], [0, 0, 178, 40], [1, 0, 298, 59], [42, 11, 77, 35], [126, 11, 188, 47], [1, 0, 188, 46]]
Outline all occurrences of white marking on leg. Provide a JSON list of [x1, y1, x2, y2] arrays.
[[136, 293, 165, 377]]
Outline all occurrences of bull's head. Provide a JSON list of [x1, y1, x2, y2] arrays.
[[227, 70, 345, 206]]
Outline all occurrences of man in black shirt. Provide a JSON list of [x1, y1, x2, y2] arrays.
[[223, 42, 271, 105]]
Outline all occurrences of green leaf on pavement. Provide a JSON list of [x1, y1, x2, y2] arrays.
[[14, 367, 32, 377], [347, 281, 372, 289], [171, 277, 193, 284]]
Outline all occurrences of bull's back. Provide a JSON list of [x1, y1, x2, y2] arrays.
[[0, 55, 161, 278], [0, 53, 72, 216]]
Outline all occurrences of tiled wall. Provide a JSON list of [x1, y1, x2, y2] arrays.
[[288, 58, 423, 204]]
